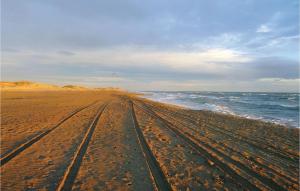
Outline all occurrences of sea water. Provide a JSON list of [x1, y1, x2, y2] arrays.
[[142, 91, 299, 128]]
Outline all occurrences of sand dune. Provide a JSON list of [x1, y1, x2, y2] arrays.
[[0, 81, 60, 90], [1, 90, 299, 191], [62, 85, 87, 90], [0, 81, 124, 92]]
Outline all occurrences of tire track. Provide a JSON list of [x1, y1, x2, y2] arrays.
[[130, 101, 172, 191], [148, 101, 298, 161], [148, 101, 300, 185], [147, 102, 298, 190], [134, 101, 289, 191], [56, 103, 107, 191], [145, 102, 298, 179], [0, 100, 99, 167], [145, 100, 299, 172]]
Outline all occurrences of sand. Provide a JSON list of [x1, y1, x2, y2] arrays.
[[1, 90, 299, 191]]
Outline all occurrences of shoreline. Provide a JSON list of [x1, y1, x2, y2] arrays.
[[2, 88, 298, 128], [141, 91, 299, 128], [149, 99, 298, 128]]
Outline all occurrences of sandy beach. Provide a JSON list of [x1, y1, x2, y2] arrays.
[[2, 0, 299, 189], [0, 88, 299, 191]]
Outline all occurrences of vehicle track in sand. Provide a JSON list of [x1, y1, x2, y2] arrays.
[[133, 100, 289, 191], [142, 100, 299, 188], [145, 101, 299, 189], [157, 103, 298, 161], [56, 104, 107, 191], [130, 101, 172, 191], [146, 101, 299, 161], [1, 102, 107, 190], [131, 100, 246, 190], [0, 100, 99, 166], [70, 100, 157, 190]]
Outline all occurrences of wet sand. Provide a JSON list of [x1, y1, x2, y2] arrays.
[[1, 90, 299, 190]]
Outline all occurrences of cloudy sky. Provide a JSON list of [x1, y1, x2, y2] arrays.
[[1, 0, 299, 91]]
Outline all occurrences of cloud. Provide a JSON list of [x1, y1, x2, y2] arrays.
[[2, 47, 252, 76], [256, 24, 271, 33], [4, 47, 297, 84], [57, 50, 75, 56], [1, 0, 299, 92], [142, 78, 300, 92], [258, 78, 300, 83], [257, 78, 300, 92], [2, 0, 298, 51], [1, 48, 20, 52]]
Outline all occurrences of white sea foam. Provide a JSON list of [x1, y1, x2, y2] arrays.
[[142, 91, 299, 128]]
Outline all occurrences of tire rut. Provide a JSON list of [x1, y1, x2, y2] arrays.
[[134, 101, 288, 191], [130, 101, 172, 191], [0, 100, 99, 167], [56, 103, 108, 191]]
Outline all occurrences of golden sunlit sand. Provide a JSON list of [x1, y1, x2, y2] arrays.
[[0, 82, 299, 190]]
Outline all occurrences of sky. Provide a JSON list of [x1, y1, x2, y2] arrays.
[[1, 0, 299, 92]]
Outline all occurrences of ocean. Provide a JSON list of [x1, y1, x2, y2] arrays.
[[142, 91, 299, 128]]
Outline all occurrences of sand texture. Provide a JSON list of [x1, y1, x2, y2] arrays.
[[1, 90, 299, 191]]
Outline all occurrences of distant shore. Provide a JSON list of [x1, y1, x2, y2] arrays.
[[0, 81, 124, 91]]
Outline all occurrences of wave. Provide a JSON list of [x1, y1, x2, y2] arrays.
[[231, 100, 298, 110], [288, 97, 297, 100], [204, 103, 236, 115], [142, 91, 299, 127], [229, 96, 240, 100]]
